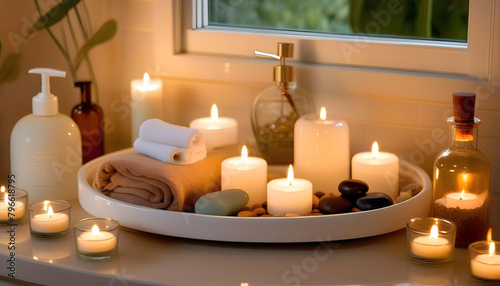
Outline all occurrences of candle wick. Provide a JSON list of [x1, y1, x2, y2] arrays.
[[460, 197, 463, 201]]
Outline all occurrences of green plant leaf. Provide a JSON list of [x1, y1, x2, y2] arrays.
[[25, 0, 81, 38], [0, 53, 22, 85], [74, 19, 117, 69]]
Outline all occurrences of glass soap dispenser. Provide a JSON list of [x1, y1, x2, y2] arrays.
[[71, 81, 104, 164], [251, 43, 314, 165], [433, 92, 491, 247]]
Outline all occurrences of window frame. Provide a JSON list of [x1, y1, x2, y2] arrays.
[[154, 0, 497, 86]]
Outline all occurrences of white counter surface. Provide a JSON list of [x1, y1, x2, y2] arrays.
[[0, 195, 499, 286]]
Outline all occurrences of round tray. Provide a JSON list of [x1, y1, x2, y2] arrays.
[[78, 148, 432, 243]]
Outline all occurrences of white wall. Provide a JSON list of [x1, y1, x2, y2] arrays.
[[1, 0, 499, 195]]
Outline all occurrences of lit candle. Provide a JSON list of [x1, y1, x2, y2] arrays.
[[294, 107, 349, 196], [189, 104, 238, 150], [0, 187, 25, 222], [351, 142, 399, 200], [221, 145, 267, 206], [446, 190, 483, 209], [131, 72, 164, 144], [410, 225, 452, 259], [470, 229, 500, 281], [267, 165, 313, 215], [30, 205, 69, 234], [77, 225, 117, 254]]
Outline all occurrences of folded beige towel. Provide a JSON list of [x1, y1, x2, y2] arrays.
[[133, 138, 207, 165], [93, 147, 238, 211]]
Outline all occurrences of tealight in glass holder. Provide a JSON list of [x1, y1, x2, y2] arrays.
[[29, 200, 71, 238], [407, 217, 456, 264], [0, 188, 27, 225], [469, 240, 500, 281], [74, 217, 119, 260]]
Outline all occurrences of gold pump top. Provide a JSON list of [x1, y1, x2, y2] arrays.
[[254, 43, 294, 83]]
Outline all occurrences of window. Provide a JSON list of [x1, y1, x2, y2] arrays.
[[178, 0, 493, 79]]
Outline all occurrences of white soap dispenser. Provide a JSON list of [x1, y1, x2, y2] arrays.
[[10, 68, 82, 204]]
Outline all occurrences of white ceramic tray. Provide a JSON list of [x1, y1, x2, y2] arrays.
[[78, 148, 432, 243]]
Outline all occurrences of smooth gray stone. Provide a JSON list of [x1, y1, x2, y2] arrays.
[[195, 189, 249, 216], [339, 179, 369, 201], [356, 192, 393, 211], [318, 196, 353, 214]]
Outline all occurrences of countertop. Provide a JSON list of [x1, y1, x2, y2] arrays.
[[0, 195, 499, 286]]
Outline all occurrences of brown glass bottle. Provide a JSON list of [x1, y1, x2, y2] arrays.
[[71, 81, 104, 163], [433, 93, 491, 247]]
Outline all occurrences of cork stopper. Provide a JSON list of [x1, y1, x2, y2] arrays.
[[453, 92, 476, 123]]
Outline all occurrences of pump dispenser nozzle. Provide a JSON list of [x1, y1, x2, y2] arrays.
[[29, 68, 66, 116]]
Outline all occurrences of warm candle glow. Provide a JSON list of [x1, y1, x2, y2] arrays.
[[371, 141, 379, 158], [320, 107, 326, 120], [241, 145, 248, 164], [430, 225, 439, 239], [487, 228, 493, 242], [3, 193, 8, 206], [92, 225, 100, 237], [48, 206, 53, 218], [211, 104, 219, 123], [0, 186, 4, 193], [43, 200, 50, 211], [143, 72, 150, 87], [287, 165, 294, 186]]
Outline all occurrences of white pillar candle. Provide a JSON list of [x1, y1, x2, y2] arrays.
[[294, 107, 349, 195], [0, 192, 25, 222], [471, 242, 500, 280], [267, 165, 312, 215], [410, 225, 452, 259], [77, 225, 117, 254], [30, 206, 69, 234], [131, 72, 164, 144], [190, 104, 238, 150], [351, 142, 399, 200], [221, 146, 267, 206]]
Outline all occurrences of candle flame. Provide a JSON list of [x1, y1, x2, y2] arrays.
[[92, 225, 100, 236], [287, 165, 294, 186], [371, 142, 379, 158], [429, 225, 439, 239], [211, 104, 219, 123], [143, 72, 150, 87], [460, 190, 465, 200], [320, 107, 327, 120], [0, 186, 4, 193], [487, 228, 492, 242], [48, 206, 53, 218], [241, 145, 248, 164]]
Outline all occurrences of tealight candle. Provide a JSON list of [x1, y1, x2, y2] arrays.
[[221, 145, 267, 206], [407, 217, 456, 263], [0, 187, 27, 225], [267, 165, 313, 215], [190, 104, 238, 150], [469, 229, 500, 281], [294, 107, 349, 196], [351, 142, 399, 200], [74, 218, 119, 260], [445, 190, 483, 209], [131, 72, 164, 144], [29, 200, 71, 237]]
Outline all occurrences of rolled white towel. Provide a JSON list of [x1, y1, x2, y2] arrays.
[[134, 138, 207, 165], [139, 118, 205, 148]]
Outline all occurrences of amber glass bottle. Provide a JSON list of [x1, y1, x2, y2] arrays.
[[71, 81, 104, 164], [433, 93, 490, 247]]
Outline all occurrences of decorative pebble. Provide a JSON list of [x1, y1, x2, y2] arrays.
[[195, 189, 249, 216], [285, 213, 301, 217], [237, 210, 258, 217], [312, 208, 320, 213], [339, 179, 369, 201], [312, 195, 320, 208], [261, 214, 273, 217], [318, 196, 353, 214], [253, 207, 267, 216], [356, 192, 393, 211], [251, 203, 262, 210], [242, 207, 251, 211], [352, 207, 362, 212], [315, 191, 325, 198], [396, 190, 412, 203]]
